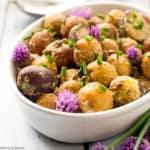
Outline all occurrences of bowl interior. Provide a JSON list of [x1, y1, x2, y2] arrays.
[[9, 2, 150, 117]]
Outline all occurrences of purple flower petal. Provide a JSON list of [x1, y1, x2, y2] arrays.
[[56, 90, 79, 113], [89, 25, 100, 40], [70, 8, 92, 20], [145, 127, 150, 143], [90, 143, 105, 150]]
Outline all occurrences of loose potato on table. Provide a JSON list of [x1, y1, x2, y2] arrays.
[[17, 65, 57, 98], [74, 38, 103, 66], [43, 13, 66, 32], [29, 30, 53, 54], [107, 53, 131, 76], [36, 93, 56, 109], [68, 25, 89, 41], [109, 76, 141, 106], [141, 52, 150, 79], [60, 16, 88, 37], [32, 55, 57, 75], [78, 82, 114, 113], [43, 40, 75, 70], [59, 80, 81, 93], [87, 61, 118, 86]]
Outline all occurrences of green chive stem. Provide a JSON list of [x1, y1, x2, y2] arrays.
[[105, 110, 150, 150], [134, 117, 150, 150], [81, 61, 88, 76]]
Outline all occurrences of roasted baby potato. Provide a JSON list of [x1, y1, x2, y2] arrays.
[[74, 38, 103, 66], [143, 38, 150, 52], [32, 55, 57, 75], [68, 25, 89, 41], [78, 82, 114, 112], [60, 16, 88, 37], [36, 93, 56, 109], [109, 76, 141, 106], [107, 53, 131, 75], [59, 80, 81, 93], [87, 61, 118, 86], [17, 65, 57, 98], [89, 16, 105, 25], [63, 69, 80, 81], [43, 40, 75, 70], [141, 52, 150, 79], [29, 30, 53, 54]]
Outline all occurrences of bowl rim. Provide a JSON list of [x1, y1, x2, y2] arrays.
[[9, 1, 150, 118]]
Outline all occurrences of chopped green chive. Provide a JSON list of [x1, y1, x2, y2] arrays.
[[21, 85, 28, 91], [135, 43, 143, 49], [97, 55, 103, 65], [101, 27, 109, 33], [88, 20, 94, 25], [60, 66, 67, 77], [74, 24, 82, 31], [67, 39, 76, 48], [130, 11, 137, 18], [40, 63, 48, 68], [46, 54, 54, 63], [97, 15, 105, 19], [115, 38, 122, 46], [48, 25, 54, 32], [85, 35, 94, 41], [24, 32, 34, 40], [133, 21, 144, 30], [81, 61, 88, 76], [80, 80, 89, 86], [100, 34, 106, 41], [99, 83, 107, 91], [116, 50, 123, 58]]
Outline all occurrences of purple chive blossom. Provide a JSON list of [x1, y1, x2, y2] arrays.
[[70, 8, 92, 19], [90, 143, 106, 150], [12, 43, 30, 67], [89, 25, 100, 40], [56, 90, 79, 113], [118, 136, 150, 150], [126, 46, 141, 65], [145, 127, 150, 142]]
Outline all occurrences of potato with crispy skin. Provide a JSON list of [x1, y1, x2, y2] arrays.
[[36, 93, 56, 109], [43, 13, 66, 32], [59, 80, 81, 93], [78, 82, 114, 112], [17, 65, 57, 98], [64, 69, 80, 81], [107, 53, 131, 76], [109, 76, 141, 106], [74, 38, 103, 66], [60, 16, 88, 37], [87, 61, 118, 86], [32, 55, 57, 75], [141, 52, 150, 79], [29, 30, 53, 54]]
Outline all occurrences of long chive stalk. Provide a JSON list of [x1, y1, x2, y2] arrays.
[[105, 110, 150, 150], [134, 117, 150, 150]]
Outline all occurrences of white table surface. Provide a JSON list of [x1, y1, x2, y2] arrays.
[[0, 0, 149, 149]]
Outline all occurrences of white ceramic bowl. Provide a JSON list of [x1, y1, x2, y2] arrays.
[[9, 2, 150, 143]]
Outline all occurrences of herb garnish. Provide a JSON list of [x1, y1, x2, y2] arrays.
[[99, 83, 107, 91], [97, 15, 105, 19], [97, 55, 103, 65], [40, 63, 48, 68], [81, 61, 88, 76], [67, 40, 76, 48], [133, 21, 144, 30], [135, 43, 143, 49], [60, 66, 67, 77], [116, 50, 123, 58], [130, 11, 137, 19], [24, 32, 34, 40], [46, 54, 54, 63], [85, 35, 94, 41], [115, 38, 122, 46], [48, 25, 54, 32], [88, 20, 94, 25]]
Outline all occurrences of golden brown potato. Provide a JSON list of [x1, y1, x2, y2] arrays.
[[89, 16, 105, 25], [98, 23, 117, 38], [141, 52, 150, 79], [43, 13, 66, 32], [60, 16, 88, 37], [107, 54, 131, 76], [64, 69, 80, 81], [143, 38, 150, 52], [43, 40, 75, 70], [29, 30, 53, 54], [32, 55, 57, 75], [68, 25, 89, 41], [78, 82, 114, 112], [87, 61, 118, 86], [105, 9, 124, 26], [109, 76, 141, 106], [74, 38, 103, 66], [36, 93, 56, 109], [120, 37, 137, 52], [59, 80, 81, 93], [102, 38, 119, 51]]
